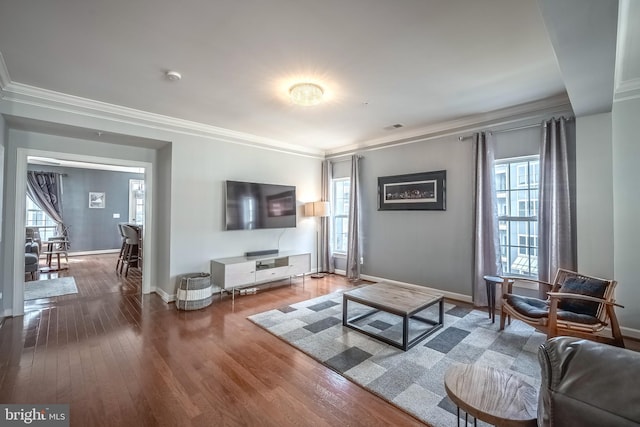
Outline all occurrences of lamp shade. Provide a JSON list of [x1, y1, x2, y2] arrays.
[[304, 201, 330, 217]]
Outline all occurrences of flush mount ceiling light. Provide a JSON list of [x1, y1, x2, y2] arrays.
[[166, 70, 182, 81], [289, 83, 324, 106]]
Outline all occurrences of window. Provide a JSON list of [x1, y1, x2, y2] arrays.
[[495, 156, 539, 277], [332, 178, 350, 254], [128, 179, 145, 224], [25, 196, 58, 242]]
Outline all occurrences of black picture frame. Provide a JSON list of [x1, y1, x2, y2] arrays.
[[378, 170, 446, 211]]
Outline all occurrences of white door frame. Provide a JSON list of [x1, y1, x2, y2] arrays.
[[13, 148, 154, 316]]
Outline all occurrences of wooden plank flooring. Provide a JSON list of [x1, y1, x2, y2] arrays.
[[2, 254, 428, 426]]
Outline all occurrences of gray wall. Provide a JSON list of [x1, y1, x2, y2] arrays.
[[27, 164, 144, 251], [576, 113, 614, 278], [332, 134, 474, 297], [612, 97, 640, 331], [0, 114, 5, 314], [330, 119, 575, 301]]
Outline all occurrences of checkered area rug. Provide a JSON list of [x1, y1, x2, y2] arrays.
[[248, 290, 545, 427]]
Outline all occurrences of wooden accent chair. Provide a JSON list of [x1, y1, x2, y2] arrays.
[[499, 269, 625, 348]]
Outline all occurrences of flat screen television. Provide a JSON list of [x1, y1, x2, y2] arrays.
[[225, 180, 297, 230]]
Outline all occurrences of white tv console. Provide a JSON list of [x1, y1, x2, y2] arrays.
[[210, 251, 311, 297]]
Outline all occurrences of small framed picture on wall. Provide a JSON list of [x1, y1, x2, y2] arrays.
[[89, 192, 106, 209]]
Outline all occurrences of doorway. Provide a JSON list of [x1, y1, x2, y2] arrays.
[[12, 148, 155, 316]]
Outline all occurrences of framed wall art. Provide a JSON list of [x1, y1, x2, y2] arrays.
[[378, 170, 446, 211], [89, 192, 106, 209]]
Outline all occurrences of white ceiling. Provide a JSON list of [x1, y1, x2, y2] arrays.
[[0, 0, 637, 154]]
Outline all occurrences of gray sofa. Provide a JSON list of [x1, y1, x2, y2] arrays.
[[538, 337, 640, 427]]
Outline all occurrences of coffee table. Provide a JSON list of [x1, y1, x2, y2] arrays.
[[444, 364, 537, 427], [342, 281, 443, 351]]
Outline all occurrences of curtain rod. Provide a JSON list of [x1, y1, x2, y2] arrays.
[[457, 116, 575, 141]]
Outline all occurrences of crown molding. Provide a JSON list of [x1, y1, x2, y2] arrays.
[[0, 52, 11, 90], [1, 50, 574, 159], [1, 79, 325, 158], [326, 93, 572, 157], [615, 78, 640, 102]]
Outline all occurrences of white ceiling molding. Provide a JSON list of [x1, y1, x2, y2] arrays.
[[615, 78, 640, 102], [3, 73, 573, 158], [2, 79, 326, 158], [28, 156, 144, 173], [614, 0, 640, 102], [326, 93, 572, 157], [0, 52, 11, 91]]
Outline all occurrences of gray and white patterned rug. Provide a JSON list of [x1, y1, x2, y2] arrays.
[[24, 276, 78, 300], [248, 289, 546, 427]]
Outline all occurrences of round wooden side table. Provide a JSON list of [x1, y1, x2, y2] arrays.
[[444, 363, 537, 427]]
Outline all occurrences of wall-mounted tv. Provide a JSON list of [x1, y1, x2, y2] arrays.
[[225, 180, 297, 230]]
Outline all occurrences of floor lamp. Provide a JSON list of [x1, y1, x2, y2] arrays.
[[304, 201, 330, 279]]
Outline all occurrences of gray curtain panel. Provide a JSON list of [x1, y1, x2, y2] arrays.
[[472, 132, 502, 306], [346, 155, 362, 280], [538, 117, 576, 289], [320, 159, 334, 274], [26, 171, 69, 241]]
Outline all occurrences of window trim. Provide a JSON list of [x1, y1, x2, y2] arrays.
[[495, 155, 539, 279], [331, 177, 350, 255]]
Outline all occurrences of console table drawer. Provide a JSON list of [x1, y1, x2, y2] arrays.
[[219, 261, 255, 288], [255, 265, 289, 282], [288, 254, 311, 276]]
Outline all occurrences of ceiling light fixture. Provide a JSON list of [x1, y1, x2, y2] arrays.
[[166, 71, 182, 81], [289, 83, 324, 106]]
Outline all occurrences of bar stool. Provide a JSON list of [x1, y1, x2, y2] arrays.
[[119, 224, 139, 277], [116, 223, 127, 271]]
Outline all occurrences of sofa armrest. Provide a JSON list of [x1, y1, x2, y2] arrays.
[[538, 337, 640, 427]]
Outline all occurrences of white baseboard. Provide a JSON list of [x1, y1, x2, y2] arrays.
[[153, 287, 176, 303], [620, 326, 640, 340], [68, 249, 120, 256], [359, 273, 473, 304]]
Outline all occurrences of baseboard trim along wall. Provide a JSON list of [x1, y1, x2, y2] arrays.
[[68, 249, 120, 256], [620, 326, 640, 340], [154, 287, 176, 303]]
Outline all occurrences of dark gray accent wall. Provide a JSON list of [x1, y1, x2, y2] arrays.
[[27, 164, 144, 252]]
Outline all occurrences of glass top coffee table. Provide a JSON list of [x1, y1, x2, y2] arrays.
[[342, 281, 444, 351]]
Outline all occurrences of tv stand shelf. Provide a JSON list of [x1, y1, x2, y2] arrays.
[[210, 251, 311, 298]]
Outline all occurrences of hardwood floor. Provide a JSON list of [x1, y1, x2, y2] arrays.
[[3, 254, 427, 426]]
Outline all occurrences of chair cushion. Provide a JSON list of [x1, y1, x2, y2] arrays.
[[505, 294, 600, 325], [25, 253, 38, 265], [505, 295, 549, 318], [558, 277, 608, 317]]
